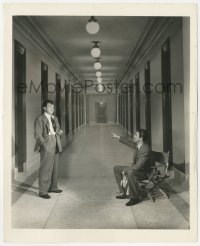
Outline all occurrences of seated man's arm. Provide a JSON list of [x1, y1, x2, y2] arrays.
[[119, 136, 136, 149], [112, 133, 136, 149]]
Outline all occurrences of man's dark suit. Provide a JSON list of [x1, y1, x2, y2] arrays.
[[34, 113, 62, 195], [113, 137, 152, 200]]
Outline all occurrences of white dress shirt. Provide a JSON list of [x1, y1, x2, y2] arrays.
[[137, 142, 143, 151], [44, 113, 56, 135]]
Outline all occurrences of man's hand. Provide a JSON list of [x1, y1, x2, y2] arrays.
[[56, 129, 63, 135], [112, 133, 120, 139], [123, 167, 134, 176]]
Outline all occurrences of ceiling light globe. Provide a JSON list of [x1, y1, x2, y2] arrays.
[[94, 62, 101, 70], [97, 77, 102, 83], [86, 21, 99, 34], [96, 71, 102, 77], [91, 47, 101, 58], [97, 84, 104, 93]]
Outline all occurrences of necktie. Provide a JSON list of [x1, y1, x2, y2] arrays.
[[133, 147, 138, 164], [51, 117, 56, 132]]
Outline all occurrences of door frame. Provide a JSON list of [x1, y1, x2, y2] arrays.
[[161, 37, 173, 164], [144, 61, 152, 147], [14, 39, 26, 172], [41, 61, 48, 113], [135, 72, 140, 130], [95, 102, 107, 123]]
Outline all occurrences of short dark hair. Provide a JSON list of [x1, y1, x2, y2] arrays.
[[42, 100, 54, 108], [137, 129, 149, 143]]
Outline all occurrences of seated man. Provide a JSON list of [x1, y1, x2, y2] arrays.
[[112, 129, 152, 206]]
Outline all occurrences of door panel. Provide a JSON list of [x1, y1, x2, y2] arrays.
[[14, 40, 26, 172], [71, 89, 75, 134], [130, 83, 133, 137], [95, 102, 107, 123], [56, 73, 61, 126], [41, 61, 48, 113], [65, 82, 70, 137], [144, 61, 152, 147], [161, 37, 173, 164], [135, 73, 140, 130]]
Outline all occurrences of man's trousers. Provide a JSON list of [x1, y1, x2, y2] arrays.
[[113, 165, 147, 199], [39, 135, 59, 195]]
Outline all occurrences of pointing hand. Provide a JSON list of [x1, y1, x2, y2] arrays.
[[112, 133, 120, 139]]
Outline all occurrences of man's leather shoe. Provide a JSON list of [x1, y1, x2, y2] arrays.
[[116, 193, 129, 199], [48, 189, 62, 193], [39, 194, 51, 199], [125, 199, 140, 206]]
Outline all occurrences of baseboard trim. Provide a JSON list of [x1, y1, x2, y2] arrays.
[[87, 123, 117, 126], [173, 166, 189, 186]]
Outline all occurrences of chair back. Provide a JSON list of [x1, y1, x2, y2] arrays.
[[151, 151, 170, 173], [152, 151, 169, 163], [145, 151, 169, 174]]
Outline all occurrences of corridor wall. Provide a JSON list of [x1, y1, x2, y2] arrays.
[[118, 17, 188, 170], [12, 18, 85, 183]]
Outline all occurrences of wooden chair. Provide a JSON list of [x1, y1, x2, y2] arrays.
[[139, 151, 170, 202]]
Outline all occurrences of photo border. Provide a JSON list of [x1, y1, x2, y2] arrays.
[[3, 3, 198, 243]]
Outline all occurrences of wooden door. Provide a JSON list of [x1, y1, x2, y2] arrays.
[[161, 37, 173, 164], [14, 40, 26, 172], [95, 102, 107, 123]]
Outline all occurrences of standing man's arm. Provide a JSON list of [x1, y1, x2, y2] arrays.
[[34, 117, 45, 146], [54, 116, 63, 136]]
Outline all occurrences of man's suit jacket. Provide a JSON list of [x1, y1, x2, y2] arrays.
[[119, 136, 152, 172], [34, 113, 62, 153]]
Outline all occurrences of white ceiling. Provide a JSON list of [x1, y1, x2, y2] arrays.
[[36, 16, 148, 85]]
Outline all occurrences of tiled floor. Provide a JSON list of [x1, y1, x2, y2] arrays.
[[12, 125, 189, 229]]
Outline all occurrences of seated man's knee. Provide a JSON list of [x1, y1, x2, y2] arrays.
[[127, 169, 136, 177], [113, 165, 119, 172]]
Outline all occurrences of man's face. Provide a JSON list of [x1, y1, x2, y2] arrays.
[[133, 131, 142, 143], [44, 103, 54, 115]]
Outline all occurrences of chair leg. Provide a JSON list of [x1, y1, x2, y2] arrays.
[[147, 193, 155, 202], [159, 188, 169, 199]]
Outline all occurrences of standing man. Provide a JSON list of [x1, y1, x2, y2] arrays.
[[112, 129, 152, 206], [34, 100, 63, 199]]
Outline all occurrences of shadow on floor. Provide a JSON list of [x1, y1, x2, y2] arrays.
[[12, 171, 39, 205], [140, 180, 189, 222]]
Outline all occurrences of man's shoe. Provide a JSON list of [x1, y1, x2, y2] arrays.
[[48, 189, 62, 193], [116, 193, 129, 199], [125, 199, 140, 206], [39, 194, 51, 199]]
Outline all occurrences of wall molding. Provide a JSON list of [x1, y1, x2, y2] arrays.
[[13, 16, 80, 85], [85, 92, 117, 95], [119, 17, 180, 85]]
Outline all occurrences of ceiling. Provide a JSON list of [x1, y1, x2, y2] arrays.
[[36, 16, 149, 85]]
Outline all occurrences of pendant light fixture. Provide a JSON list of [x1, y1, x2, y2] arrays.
[[96, 71, 102, 77], [91, 41, 101, 58], [86, 16, 100, 34], [97, 83, 103, 93], [94, 58, 101, 70], [97, 77, 102, 83], [100, 96, 103, 104]]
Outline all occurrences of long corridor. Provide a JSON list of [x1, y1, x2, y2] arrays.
[[12, 125, 189, 229]]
